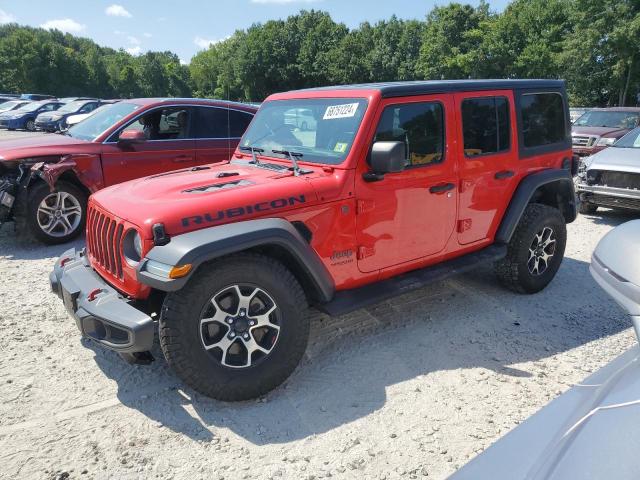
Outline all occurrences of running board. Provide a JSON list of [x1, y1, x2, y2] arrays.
[[318, 244, 507, 317]]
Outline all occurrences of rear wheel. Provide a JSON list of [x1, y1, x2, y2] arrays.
[[27, 181, 86, 244], [495, 203, 566, 294], [160, 253, 310, 401], [25, 119, 35, 131]]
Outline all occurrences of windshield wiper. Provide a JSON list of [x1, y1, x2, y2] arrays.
[[272, 149, 306, 176], [239, 145, 265, 165]]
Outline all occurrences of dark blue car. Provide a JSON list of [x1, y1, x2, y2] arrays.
[[35, 99, 101, 132], [0, 100, 63, 131]]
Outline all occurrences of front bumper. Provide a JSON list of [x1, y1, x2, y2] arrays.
[[576, 182, 640, 210], [0, 118, 22, 129], [35, 119, 61, 131], [50, 248, 155, 354]]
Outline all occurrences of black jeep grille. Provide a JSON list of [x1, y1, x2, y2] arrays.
[[87, 205, 124, 279]]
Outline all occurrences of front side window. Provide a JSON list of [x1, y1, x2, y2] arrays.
[[241, 98, 368, 165], [462, 97, 510, 156], [521, 93, 566, 148], [374, 102, 444, 167], [118, 107, 191, 141]]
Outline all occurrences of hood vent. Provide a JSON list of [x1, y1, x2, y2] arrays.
[[183, 179, 253, 194]]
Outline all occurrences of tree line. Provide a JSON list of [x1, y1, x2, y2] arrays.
[[0, 24, 191, 98], [1, 0, 639, 106]]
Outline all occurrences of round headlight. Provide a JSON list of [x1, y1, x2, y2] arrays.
[[123, 229, 143, 265]]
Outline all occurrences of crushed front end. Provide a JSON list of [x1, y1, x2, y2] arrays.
[[576, 166, 640, 211]]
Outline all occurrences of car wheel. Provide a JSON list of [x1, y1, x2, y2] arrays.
[[495, 203, 567, 294], [25, 119, 35, 131], [579, 202, 598, 215], [27, 181, 87, 245], [160, 253, 310, 401]]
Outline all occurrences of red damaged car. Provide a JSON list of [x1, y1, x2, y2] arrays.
[[0, 99, 257, 244]]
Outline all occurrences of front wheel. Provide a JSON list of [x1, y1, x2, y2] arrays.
[[27, 182, 87, 244], [495, 203, 567, 294], [160, 253, 310, 401], [25, 119, 35, 131]]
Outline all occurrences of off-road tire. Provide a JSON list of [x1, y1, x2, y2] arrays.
[[27, 181, 87, 245], [160, 253, 310, 401], [495, 203, 566, 294], [579, 202, 598, 215]]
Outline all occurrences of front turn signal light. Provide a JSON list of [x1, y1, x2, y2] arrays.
[[169, 264, 192, 279]]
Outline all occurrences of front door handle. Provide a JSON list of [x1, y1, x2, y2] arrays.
[[429, 183, 455, 194], [495, 170, 515, 180], [173, 155, 194, 163]]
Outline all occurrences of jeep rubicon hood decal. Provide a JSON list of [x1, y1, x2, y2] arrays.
[[91, 160, 321, 235]]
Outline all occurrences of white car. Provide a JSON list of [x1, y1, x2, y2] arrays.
[[65, 101, 119, 128]]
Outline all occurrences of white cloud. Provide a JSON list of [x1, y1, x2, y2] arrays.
[[40, 18, 86, 33], [0, 9, 16, 24], [194, 35, 230, 49], [251, 0, 320, 3], [180, 58, 188, 66], [125, 46, 142, 55], [127, 35, 140, 45], [143, 32, 152, 38], [105, 4, 132, 18]]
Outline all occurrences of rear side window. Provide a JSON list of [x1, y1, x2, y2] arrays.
[[229, 109, 254, 137], [520, 93, 566, 148], [374, 102, 444, 167], [462, 97, 509, 156], [192, 107, 228, 138]]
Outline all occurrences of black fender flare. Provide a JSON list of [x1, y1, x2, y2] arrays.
[[136, 218, 335, 302], [496, 169, 577, 244]]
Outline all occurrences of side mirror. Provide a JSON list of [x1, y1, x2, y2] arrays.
[[365, 141, 407, 181], [118, 129, 146, 144]]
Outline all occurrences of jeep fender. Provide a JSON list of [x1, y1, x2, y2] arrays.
[[137, 218, 335, 303], [496, 169, 576, 244]]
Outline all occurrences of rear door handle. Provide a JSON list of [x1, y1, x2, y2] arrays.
[[173, 155, 194, 163], [495, 170, 515, 180], [429, 183, 455, 194]]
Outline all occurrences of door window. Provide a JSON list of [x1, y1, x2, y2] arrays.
[[520, 93, 566, 148], [118, 107, 191, 141], [229, 109, 254, 137], [192, 107, 228, 138], [373, 102, 444, 167], [461, 97, 510, 156]]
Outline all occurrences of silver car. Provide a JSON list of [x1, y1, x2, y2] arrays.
[[451, 220, 640, 479], [575, 126, 640, 214]]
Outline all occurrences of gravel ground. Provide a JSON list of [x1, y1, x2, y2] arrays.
[[0, 129, 638, 479]]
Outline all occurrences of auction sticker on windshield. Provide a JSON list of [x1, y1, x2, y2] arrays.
[[324, 103, 359, 120]]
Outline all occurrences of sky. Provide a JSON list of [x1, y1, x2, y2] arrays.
[[0, 0, 510, 64]]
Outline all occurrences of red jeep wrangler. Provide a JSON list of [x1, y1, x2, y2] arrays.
[[50, 80, 577, 401], [0, 99, 257, 244]]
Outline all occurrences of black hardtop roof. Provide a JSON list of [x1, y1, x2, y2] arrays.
[[299, 79, 566, 98]]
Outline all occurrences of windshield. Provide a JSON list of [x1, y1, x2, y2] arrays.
[[574, 110, 640, 129], [0, 101, 23, 112], [67, 102, 139, 141], [241, 98, 368, 165], [15, 102, 44, 113], [57, 101, 87, 113], [612, 127, 640, 148]]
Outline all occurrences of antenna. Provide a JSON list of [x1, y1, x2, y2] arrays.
[[227, 83, 231, 158]]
